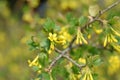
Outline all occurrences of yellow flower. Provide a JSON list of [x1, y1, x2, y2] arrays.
[[48, 43, 55, 54], [69, 73, 77, 80], [103, 34, 118, 47], [48, 49, 52, 54], [56, 35, 66, 45], [94, 29, 103, 34], [28, 55, 39, 67], [103, 35, 108, 47], [76, 28, 88, 44], [59, 27, 72, 42], [112, 44, 120, 52], [87, 34, 91, 39], [108, 55, 120, 75], [82, 67, 93, 80], [78, 58, 86, 64], [65, 62, 73, 68], [48, 33, 57, 42], [110, 27, 120, 37]]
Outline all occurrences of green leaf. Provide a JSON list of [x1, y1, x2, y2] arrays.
[[40, 72, 51, 80], [40, 38, 50, 51], [43, 18, 55, 32], [66, 13, 73, 22], [92, 55, 102, 66], [52, 65, 69, 80], [27, 39, 39, 51], [79, 16, 88, 26], [32, 66, 39, 72], [39, 52, 48, 66]]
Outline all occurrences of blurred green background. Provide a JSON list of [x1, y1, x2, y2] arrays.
[[0, 0, 120, 80]]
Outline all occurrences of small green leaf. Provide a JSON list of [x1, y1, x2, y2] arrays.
[[43, 18, 55, 32], [40, 38, 50, 51], [40, 72, 51, 80], [39, 52, 48, 66], [92, 55, 102, 66], [79, 16, 88, 26], [32, 66, 39, 72]]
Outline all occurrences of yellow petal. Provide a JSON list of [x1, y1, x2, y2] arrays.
[[111, 27, 120, 37], [82, 73, 87, 80], [81, 36, 88, 44], [79, 38, 82, 44], [103, 35, 108, 47], [111, 34, 118, 42], [28, 55, 39, 67], [89, 73, 93, 80]]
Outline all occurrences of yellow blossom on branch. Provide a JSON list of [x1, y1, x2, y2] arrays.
[[103, 34, 118, 47], [110, 27, 120, 37], [48, 33, 57, 42], [48, 43, 55, 54], [28, 55, 41, 69], [82, 67, 93, 80], [56, 35, 66, 45], [76, 28, 88, 45], [78, 58, 86, 65]]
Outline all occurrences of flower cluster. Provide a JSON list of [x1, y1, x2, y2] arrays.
[[82, 67, 93, 80], [76, 28, 88, 45], [28, 55, 42, 73], [103, 27, 120, 47]]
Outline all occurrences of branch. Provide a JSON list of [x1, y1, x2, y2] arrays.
[[55, 48, 86, 70], [73, 0, 120, 43], [47, 44, 81, 71], [47, 0, 120, 71]]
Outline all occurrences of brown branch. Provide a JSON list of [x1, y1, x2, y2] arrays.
[[47, 0, 120, 71], [54, 48, 86, 70]]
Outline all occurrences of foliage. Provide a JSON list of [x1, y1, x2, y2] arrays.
[[0, 0, 120, 80]]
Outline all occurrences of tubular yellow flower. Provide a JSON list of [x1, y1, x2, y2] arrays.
[[110, 34, 118, 42], [28, 55, 39, 67], [110, 27, 120, 37], [50, 43, 54, 50], [82, 73, 87, 80], [112, 44, 120, 52], [103, 33, 118, 47], [81, 36, 88, 44], [48, 43, 55, 54], [76, 28, 88, 45], [81, 67, 93, 80], [89, 72, 93, 80], [103, 35, 108, 47], [48, 33, 57, 42], [69, 73, 77, 80]]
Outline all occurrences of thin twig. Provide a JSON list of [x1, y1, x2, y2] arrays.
[[47, 0, 120, 71], [55, 48, 86, 70]]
